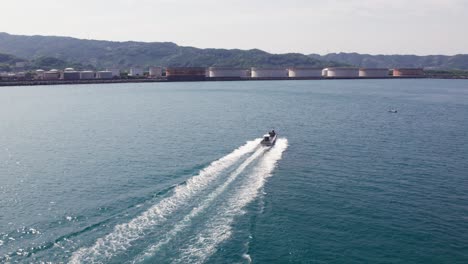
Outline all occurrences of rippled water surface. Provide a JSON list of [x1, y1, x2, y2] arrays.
[[1, 79, 467, 263]]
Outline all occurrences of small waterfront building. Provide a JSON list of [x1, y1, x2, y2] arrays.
[[393, 68, 424, 77], [43, 69, 60, 80], [288, 67, 323, 78], [149, 67, 163, 78], [106, 68, 120, 77], [359, 68, 390, 78], [208, 67, 249, 78], [251, 68, 288, 78], [96, 71, 113, 79], [324, 67, 359, 78], [129, 67, 144, 77], [165, 67, 206, 81], [0, 72, 17, 80], [80, 71, 95, 79]]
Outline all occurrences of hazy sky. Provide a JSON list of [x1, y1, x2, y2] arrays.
[[1, 0, 467, 55]]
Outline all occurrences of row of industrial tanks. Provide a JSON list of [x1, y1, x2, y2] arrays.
[[35, 67, 424, 81], [167, 67, 424, 80], [36, 68, 118, 80]]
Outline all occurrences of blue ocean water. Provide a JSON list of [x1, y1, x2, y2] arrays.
[[0, 79, 467, 263]]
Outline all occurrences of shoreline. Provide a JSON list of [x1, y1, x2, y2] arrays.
[[0, 76, 465, 87]]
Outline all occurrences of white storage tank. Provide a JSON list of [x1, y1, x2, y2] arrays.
[[322, 68, 328, 77], [62, 71, 80, 80], [208, 67, 249, 78], [43, 69, 60, 80], [96, 71, 113, 79], [149, 67, 162, 78], [80, 71, 95, 79], [129, 67, 144, 76], [35, 69, 45, 80], [288, 67, 323, 78], [251, 67, 288, 78], [359, 68, 389, 78], [325, 67, 359, 78]]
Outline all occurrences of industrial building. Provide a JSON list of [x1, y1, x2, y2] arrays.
[[0, 72, 20, 80], [322, 68, 328, 77], [35, 69, 45, 80], [43, 69, 60, 80], [149, 67, 163, 78], [80, 71, 95, 79], [359, 68, 390, 78], [393, 68, 424, 77], [288, 67, 323, 78], [62, 68, 80, 80], [129, 67, 144, 77], [324, 67, 359, 78], [96, 71, 113, 79], [165, 67, 206, 81], [208, 67, 249, 78], [251, 68, 288, 78], [107, 68, 120, 77]]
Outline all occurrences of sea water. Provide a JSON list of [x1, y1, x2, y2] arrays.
[[0, 79, 467, 263]]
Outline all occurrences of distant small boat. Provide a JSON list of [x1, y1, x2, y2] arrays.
[[388, 109, 398, 113], [261, 130, 277, 146]]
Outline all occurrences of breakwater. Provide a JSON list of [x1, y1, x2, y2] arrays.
[[0, 76, 433, 87]]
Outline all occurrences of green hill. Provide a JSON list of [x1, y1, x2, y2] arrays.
[[309, 52, 468, 70], [0, 52, 27, 71], [0, 32, 339, 69]]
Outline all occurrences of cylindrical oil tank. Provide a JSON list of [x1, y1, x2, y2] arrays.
[[62, 71, 80, 80], [149, 67, 163, 78], [251, 68, 288, 78], [35, 69, 45, 79], [80, 71, 95, 79], [359, 68, 389, 78], [288, 67, 323, 78], [393, 68, 424, 77], [43, 69, 60, 80], [96, 71, 113, 79], [208, 67, 249, 78], [165, 67, 206, 81], [325, 67, 359, 78], [322, 68, 328, 77], [129, 67, 144, 76]]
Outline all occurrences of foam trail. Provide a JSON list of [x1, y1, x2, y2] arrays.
[[176, 138, 288, 264], [133, 147, 266, 263], [70, 139, 260, 263]]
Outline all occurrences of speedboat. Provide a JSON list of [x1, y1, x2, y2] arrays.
[[388, 109, 398, 113], [260, 131, 277, 146]]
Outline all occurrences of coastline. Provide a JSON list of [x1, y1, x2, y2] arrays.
[[1, 76, 461, 87]]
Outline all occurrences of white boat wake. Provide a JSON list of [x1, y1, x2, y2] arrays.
[[70, 138, 287, 263]]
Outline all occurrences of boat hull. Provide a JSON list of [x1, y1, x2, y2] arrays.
[[261, 135, 277, 146]]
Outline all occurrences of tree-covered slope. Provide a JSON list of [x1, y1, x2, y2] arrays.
[[309, 52, 468, 70], [0, 32, 339, 69]]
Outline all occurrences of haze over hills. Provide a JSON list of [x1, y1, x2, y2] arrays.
[[310, 53, 468, 70], [0, 32, 339, 70]]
